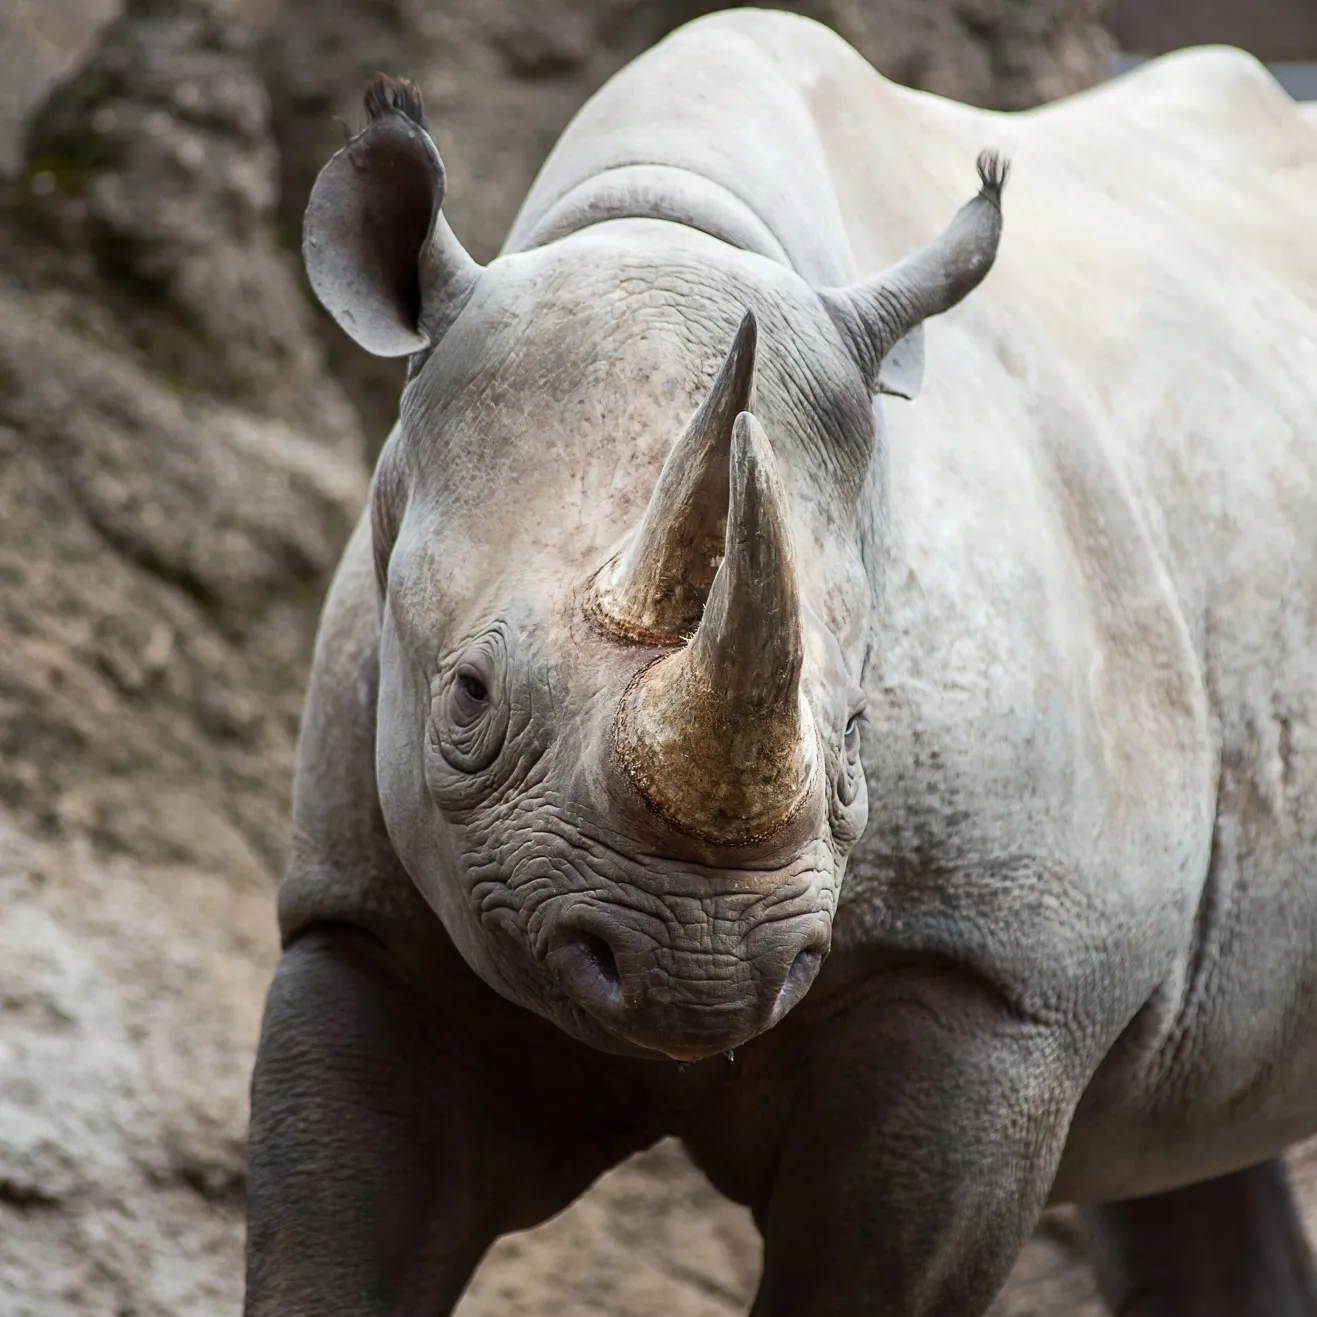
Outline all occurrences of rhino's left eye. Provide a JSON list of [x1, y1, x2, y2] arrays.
[[836, 696, 867, 812], [844, 694, 866, 758]]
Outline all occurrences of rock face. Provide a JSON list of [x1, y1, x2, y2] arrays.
[[0, 1, 364, 1311], [0, 0, 119, 176], [0, 816, 275, 1313], [2, 0, 367, 884], [1109, 0, 1317, 61], [22, 0, 346, 437]]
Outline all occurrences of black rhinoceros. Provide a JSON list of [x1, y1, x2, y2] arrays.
[[245, 9, 1317, 1314]]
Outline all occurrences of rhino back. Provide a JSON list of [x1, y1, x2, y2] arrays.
[[828, 46, 1317, 1191]]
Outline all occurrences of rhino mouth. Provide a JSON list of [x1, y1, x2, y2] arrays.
[[533, 891, 832, 1060]]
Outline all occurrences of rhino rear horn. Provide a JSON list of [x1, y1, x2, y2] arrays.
[[595, 309, 758, 642], [822, 150, 1009, 399], [303, 74, 481, 357]]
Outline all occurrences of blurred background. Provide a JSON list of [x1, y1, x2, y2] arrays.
[[0, 2, 1313, 1314]]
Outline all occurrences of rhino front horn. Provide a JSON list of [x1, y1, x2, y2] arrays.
[[614, 412, 817, 845]]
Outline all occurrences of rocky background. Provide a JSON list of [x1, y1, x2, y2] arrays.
[[0, 1, 1312, 1315]]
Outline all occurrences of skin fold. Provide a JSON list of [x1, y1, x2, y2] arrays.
[[247, 10, 1317, 1315]]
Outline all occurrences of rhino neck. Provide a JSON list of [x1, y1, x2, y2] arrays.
[[513, 165, 793, 266]]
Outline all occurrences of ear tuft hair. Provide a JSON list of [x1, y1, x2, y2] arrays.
[[975, 150, 1011, 208], [363, 73, 427, 131], [821, 148, 1006, 396]]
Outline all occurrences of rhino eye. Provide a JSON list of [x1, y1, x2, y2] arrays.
[[837, 705, 866, 810], [431, 635, 510, 776], [453, 669, 489, 719], [844, 695, 866, 758]]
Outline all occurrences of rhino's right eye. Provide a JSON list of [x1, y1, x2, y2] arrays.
[[453, 669, 490, 722], [433, 641, 509, 776]]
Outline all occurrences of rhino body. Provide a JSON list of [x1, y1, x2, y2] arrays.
[[247, 11, 1317, 1315]]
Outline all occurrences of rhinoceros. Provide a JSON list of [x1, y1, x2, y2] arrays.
[[244, 9, 1317, 1315]]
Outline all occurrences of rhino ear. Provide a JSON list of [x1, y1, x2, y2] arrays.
[[303, 74, 481, 358], [876, 325, 925, 400], [824, 151, 1007, 398]]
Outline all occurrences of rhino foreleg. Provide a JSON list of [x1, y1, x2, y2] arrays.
[[1080, 1157, 1317, 1316], [747, 968, 1080, 1317], [243, 925, 623, 1317]]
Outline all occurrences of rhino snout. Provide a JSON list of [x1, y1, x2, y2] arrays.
[[542, 898, 829, 1060]]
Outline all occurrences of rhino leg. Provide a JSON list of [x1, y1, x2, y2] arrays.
[[741, 967, 1080, 1317], [243, 924, 632, 1317], [1080, 1157, 1317, 1316]]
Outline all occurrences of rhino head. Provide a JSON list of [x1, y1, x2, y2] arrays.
[[302, 76, 1005, 1061]]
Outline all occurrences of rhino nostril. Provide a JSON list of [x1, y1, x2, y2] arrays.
[[575, 932, 621, 997], [769, 945, 824, 1027], [789, 948, 820, 987], [549, 926, 625, 1017]]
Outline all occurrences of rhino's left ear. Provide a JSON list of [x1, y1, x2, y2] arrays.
[[822, 151, 1008, 400], [875, 327, 925, 401], [303, 74, 481, 357]]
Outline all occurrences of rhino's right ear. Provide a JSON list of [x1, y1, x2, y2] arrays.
[[303, 74, 481, 357]]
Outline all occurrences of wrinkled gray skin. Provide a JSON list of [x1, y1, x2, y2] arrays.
[[247, 10, 1317, 1316]]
